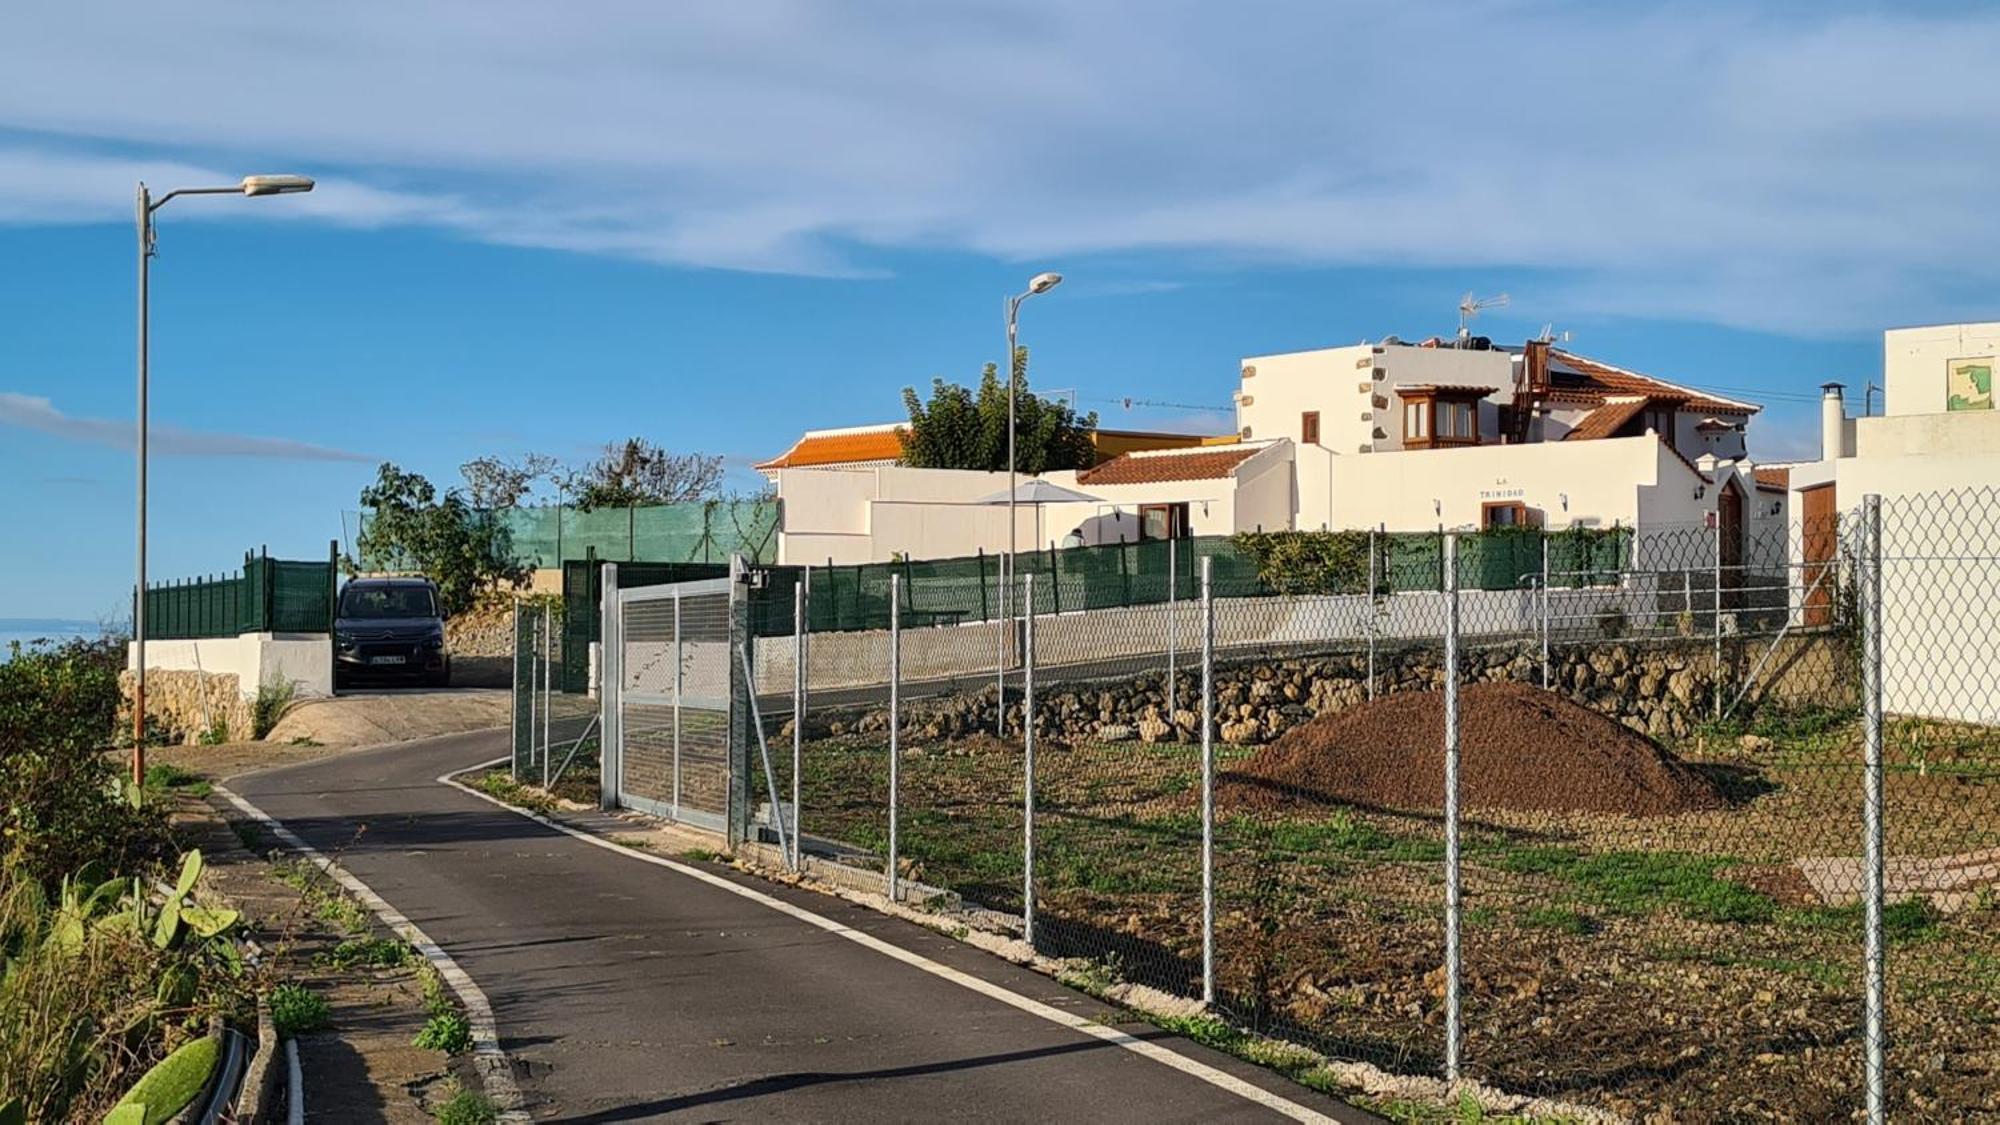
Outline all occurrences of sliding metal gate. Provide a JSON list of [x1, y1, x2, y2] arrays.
[[599, 568, 735, 833]]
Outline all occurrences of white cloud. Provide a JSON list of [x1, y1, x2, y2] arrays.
[[0, 392, 374, 462], [2, 2, 1997, 330]]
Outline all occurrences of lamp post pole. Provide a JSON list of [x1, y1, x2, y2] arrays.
[[132, 175, 315, 789], [997, 272, 1062, 734]]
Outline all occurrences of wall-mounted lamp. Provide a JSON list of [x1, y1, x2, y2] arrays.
[[1559, 492, 1569, 512], [1769, 500, 1783, 516], [1694, 485, 1707, 501]]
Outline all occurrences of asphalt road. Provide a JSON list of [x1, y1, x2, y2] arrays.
[[230, 729, 1372, 1124]]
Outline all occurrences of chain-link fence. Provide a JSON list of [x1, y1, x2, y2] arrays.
[[561, 490, 1998, 1118], [510, 599, 598, 800]]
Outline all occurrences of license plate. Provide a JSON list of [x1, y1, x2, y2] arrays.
[[369, 655, 406, 665]]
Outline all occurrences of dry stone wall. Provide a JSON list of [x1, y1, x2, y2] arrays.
[[119, 669, 253, 745], [797, 634, 1857, 746]]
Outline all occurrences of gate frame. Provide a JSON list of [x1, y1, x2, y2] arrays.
[[598, 562, 739, 835]]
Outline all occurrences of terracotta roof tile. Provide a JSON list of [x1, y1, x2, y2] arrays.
[[1754, 467, 1790, 492], [1563, 396, 1650, 441], [1548, 349, 1759, 415], [756, 426, 906, 470], [1399, 384, 1500, 397], [1079, 446, 1260, 486]]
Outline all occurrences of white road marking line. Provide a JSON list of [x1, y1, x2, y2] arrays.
[[214, 784, 531, 1125], [440, 760, 1338, 1124]]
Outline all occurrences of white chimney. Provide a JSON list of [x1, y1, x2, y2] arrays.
[[1820, 382, 1851, 461]]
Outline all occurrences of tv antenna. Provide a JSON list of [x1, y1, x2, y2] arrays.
[[1458, 291, 1509, 338], [1537, 323, 1573, 344]]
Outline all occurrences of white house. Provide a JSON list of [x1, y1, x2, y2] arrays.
[[1782, 322, 2000, 723], [767, 333, 1779, 566]]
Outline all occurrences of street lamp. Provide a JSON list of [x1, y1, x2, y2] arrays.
[[997, 270, 1063, 731], [132, 174, 314, 787]]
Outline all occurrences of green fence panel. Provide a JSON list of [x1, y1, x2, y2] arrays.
[[141, 548, 334, 640]]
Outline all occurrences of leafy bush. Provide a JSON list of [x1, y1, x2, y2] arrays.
[[1229, 530, 1374, 595], [269, 983, 331, 1036], [0, 636, 165, 885], [433, 1082, 497, 1125]]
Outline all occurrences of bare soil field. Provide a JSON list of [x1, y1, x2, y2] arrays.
[[786, 698, 2000, 1120]]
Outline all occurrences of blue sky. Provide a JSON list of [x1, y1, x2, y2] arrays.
[[2, 1, 1992, 621]]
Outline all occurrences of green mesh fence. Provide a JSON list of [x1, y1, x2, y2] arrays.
[[560, 559, 730, 693], [344, 499, 781, 571], [140, 547, 337, 640]]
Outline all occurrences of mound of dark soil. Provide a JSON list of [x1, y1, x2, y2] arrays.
[[1216, 681, 1725, 818]]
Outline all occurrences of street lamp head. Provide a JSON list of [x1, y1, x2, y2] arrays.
[[240, 174, 316, 197], [1027, 271, 1062, 295]]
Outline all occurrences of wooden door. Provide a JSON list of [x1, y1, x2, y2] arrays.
[[1800, 483, 1836, 627]]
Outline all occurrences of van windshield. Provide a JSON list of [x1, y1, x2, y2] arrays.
[[340, 586, 437, 619]]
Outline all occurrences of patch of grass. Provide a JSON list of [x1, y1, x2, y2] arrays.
[[288, 736, 324, 747], [270, 982, 331, 1036], [1056, 955, 1125, 997], [144, 763, 213, 798], [416, 962, 451, 1015], [1521, 906, 1596, 935], [1783, 897, 1943, 944], [199, 717, 231, 745], [324, 937, 414, 970], [1497, 846, 1774, 924], [469, 770, 555, 816], [432, 1081, 496, 1125], [414, 1011, 473, 1054], [610, 835, 654, 851], [271, 858, 374, 934], [679, 847, 722, 863]]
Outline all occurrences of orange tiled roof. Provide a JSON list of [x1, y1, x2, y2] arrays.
[[756, 425, 906, 471], [1079, 446, 1259, 486], [1564, 396, 1650, 442], [1754, 467, 1791, 492], [1549, 349, 1759, 415]]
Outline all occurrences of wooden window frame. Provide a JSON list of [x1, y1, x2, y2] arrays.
[[1138, 502, 1190, 540], [1301, 410, 1320, 445], [1401, 390, 1481, 450], [1481, 501, 1534, 529]]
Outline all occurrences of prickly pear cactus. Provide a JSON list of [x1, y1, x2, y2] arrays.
[[107, 1035, 219, 1125]]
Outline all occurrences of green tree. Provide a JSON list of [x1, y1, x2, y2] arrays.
[[899, 348, 1099, 473], [351, 463, 526, 615]]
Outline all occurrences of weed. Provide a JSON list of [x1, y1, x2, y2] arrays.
[[1784, 897, 1943, 944], [315, 892, 373, 935], [433, 1084, 496, 1125], [288, 736, 324, 747], [270, 982, 331, 1035], [199, 718, 230, 746], [414, 1011, 473, 1054], [610, 835, 654, 851], [469, 771, 555, 817], [144, 764, 213, 798], [417, 962, 451, 1016], [252, 678, 298, 739], [1057, 955, 1125, 996], [325, 937, 413, 970], [679, 848, 722, 863]]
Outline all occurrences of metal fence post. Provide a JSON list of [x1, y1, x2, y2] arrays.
[[1540, 533, 1551, 689], [1166, 536, 1177, 706], [542, 601, 553, 790], [1443, 532, 1463, 1083], [1861, 494, 1886, 1124], [510, 599, 522, 782], [1367, 528, 1378, 701], [1200, 555, 1216, 1006], [673, 586, 683, 820], [889, 572, 902, 902], [599, 564, 621, 810], [996, 550, 1007, 737], [1023, 571, 1037, 948], [526, 608, 540, 780], [1713, 519, 1724, 719], [793, 570, 808, 871]]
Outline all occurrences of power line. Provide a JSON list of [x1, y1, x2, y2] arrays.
[[1085, 396, 1233, 413]]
